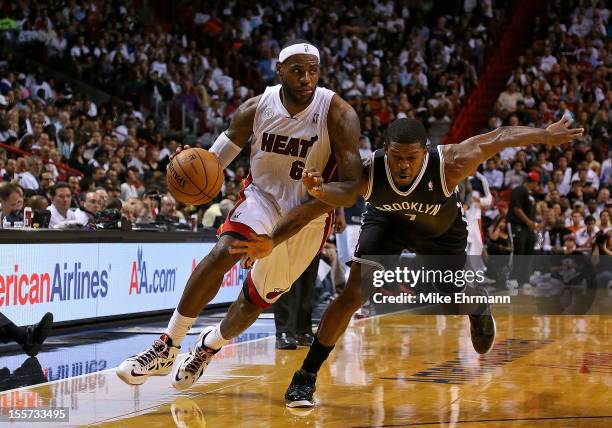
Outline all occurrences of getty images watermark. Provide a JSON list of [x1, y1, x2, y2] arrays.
[[370, 267, 511, 305], [357, 254, 610, 315]]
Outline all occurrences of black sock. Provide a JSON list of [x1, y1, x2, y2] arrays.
[[3, 322, 27, 345], [301, 336, 334, 375]]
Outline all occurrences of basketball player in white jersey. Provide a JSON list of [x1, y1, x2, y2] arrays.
[[116, 39, 362, 390]]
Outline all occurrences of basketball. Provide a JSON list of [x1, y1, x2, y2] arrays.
[[166, 148, 223, 205]]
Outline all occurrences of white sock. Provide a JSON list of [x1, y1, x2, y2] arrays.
[[203, 323, 230, 350], [165, 310, 196, 347]]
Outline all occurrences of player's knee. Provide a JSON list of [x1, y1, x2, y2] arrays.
[[236, 292, 263, 318]]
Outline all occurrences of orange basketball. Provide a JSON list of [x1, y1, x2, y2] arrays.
[[166, 148, 223, 205]]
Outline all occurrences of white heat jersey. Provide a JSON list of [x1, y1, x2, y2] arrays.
[[249, 84, 336, 215]]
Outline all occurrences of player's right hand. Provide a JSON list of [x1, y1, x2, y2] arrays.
[[302, 168, 324, 199]]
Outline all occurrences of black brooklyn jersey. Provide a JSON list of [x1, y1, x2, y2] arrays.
[[363, 146, 464, 239]]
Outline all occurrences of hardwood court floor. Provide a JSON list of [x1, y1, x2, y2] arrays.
[[3, 314, 611, 427]]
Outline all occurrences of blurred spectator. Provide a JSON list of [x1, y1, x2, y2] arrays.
[[202, 198, 234, 228], [17, 156, 42, 190], [496, 82, 523, 112], [159, 195, 185, 223], [26, 195, 49, 211], [575, 215, 599, 253], [487, 217, 512, 255], [0, 183, 24, 227], [504, 161, 528, 189], [120, 166, 144, 201], [74, 191, 102, 226], [483, 158, 504, 190]]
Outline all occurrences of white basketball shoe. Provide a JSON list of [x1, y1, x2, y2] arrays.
[[116, 333, 179, 385], [171, 326, 220, 390]]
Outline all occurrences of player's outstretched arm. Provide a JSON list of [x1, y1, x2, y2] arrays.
[[441, 117, 584, 190], [306, 95, 363, 206]]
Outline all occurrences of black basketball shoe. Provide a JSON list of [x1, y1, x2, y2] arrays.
[[469, 288, 496, 354], [285, 369, 317, 408]]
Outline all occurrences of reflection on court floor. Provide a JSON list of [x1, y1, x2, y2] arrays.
[[1, 314, 610, 427]]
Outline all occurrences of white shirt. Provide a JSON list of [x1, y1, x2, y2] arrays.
[[74, 208, 91, 226], [540, 55, 558, 73], [18, 171, 39, 190], [571, 170, 599, 188], [365, 82, 384, 98], [483, 169, 504, 189], [576, 226, 598, 247], [70, 44, 90, 58], [49, 204, 77, 228], [121, 182, 141, 201]]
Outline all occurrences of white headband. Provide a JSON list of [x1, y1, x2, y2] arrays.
[[279, 43, 320, 63]]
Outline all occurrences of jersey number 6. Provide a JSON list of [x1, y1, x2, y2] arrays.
[[289, 160, 305, 180]]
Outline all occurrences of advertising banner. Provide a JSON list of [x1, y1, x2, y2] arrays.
[[0, 242, 245, 325]]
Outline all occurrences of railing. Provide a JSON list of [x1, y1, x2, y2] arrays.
[[0, 143, 84, 177]]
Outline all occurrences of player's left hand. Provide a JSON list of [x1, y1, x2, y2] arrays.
[[335, 211, 346, 233], [240, 256, 255, 269], [169, 144, 191, 162], [229, 233, 274, 260], [545, 116, 584, 145], [303, 168, 325, 199]]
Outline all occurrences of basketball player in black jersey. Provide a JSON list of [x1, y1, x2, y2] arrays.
[[231, 116, 584, 407]]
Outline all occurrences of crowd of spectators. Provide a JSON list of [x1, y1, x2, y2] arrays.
[[0, 0, 507, 230], [2, 0, 505, 141], [471, 0, 611, 258]]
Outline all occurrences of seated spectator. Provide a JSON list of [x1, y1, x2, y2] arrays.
[[483, 158, 504, 190], [26, 195, 49, 210], [0, 183, 24, 227], [562, 235, 580, 255], [599, 210, 611, 234], [496, 82, 523, 113], [567, 211, 584, 233], [487, 217, 512, 255], [2, 159, 16, 182], [123, 197, 145, 222], [159, 194, 185, 223], [504, 161, 528, 189], [213, 199, 234, 228], [74, 190, 102, 226], [48, 182, 76, 228], [17, 156, 42, 190], [202, 198, 234, 227], [120, 166, 144, 201], [576, 215, 599, 253]]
